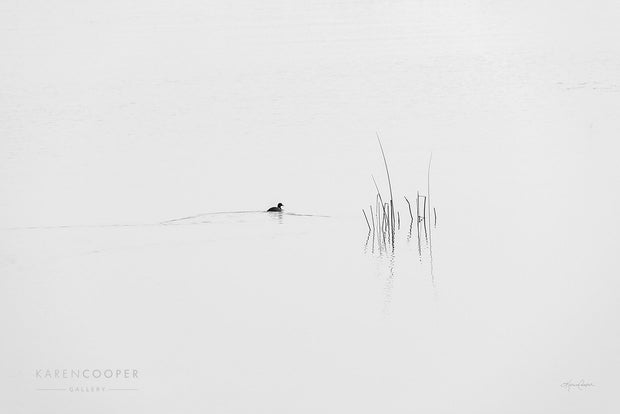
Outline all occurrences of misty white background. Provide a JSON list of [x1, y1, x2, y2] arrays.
[[1, 0, 619, 413]]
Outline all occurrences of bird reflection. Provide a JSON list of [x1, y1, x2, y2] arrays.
[[268, 211, 284, 224]]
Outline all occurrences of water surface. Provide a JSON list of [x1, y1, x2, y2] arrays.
[[1, 0, 619, 413]]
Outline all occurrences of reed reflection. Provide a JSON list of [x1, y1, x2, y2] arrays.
[[361, 139, 437, 299]]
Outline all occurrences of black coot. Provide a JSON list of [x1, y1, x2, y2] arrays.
[[267, 203, 284, 212]]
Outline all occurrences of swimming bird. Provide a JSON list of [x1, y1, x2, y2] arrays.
[[267, 203, 284, 212]]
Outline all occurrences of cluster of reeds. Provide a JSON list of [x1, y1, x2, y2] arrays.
[[362, 135, 436, 256]]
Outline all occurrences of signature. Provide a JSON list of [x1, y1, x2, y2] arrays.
[[561, 379, 595, 391]]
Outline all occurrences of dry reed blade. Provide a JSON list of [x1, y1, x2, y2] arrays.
[[362, 209, 371, 232], [404, 196, 414, 223], [376, 133, 395, 244], [427, 152, 434, 285], [427, 153, 433, 240]]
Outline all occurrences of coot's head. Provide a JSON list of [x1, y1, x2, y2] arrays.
[[277, 203, 283, 208]]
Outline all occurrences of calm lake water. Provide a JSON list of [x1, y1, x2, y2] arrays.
[[1, 0, 619, 412]]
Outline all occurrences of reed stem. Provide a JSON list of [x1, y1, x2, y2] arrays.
[[370, 205, 376, 234]]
